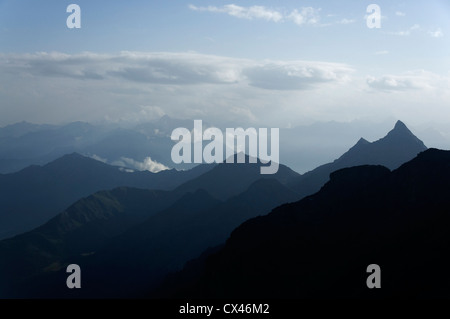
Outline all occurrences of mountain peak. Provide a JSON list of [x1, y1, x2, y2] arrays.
[[223, 152, 255, 164], [356, 137, 370, 146], [386, 120, 414, 138], [158, 114, 171, 122], [392, 120, 410, 133], [43, 152, 105, 170]]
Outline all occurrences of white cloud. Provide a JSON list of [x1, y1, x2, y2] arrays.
[[337, 18, 355, 24], [189, 4, 283, 22], [2, 51, 448, 130], [244, 61, 352, 90], [90, 154, 108, 163], [0, 51, 246, 85], [288, 7, 320, 26], [395, 11, 406, 17], [366, 70, 444, 92], [189, 4, 321, 26], [113, 156, 169, 173], [429, 28, 444, 38], [0, 52, 351, 91], [388, 24, 420, 36], [374, 50, 389, 55], [107, 105, 166, 124]]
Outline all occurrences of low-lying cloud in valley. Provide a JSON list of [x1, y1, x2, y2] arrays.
[[112, 156, 169, 173]]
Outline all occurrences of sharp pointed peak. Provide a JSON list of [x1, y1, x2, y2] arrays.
[[159, 114, 171, 121], [375, 120, 427, 150], [356, 137, 370, 145], [393, 120, 409, 131], [385, 120, 415, 138]]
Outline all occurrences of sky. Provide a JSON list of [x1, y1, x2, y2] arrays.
[[0, 0, 449, 129]]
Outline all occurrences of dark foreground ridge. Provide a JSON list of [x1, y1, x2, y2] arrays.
[[156, 149, 450, 299]]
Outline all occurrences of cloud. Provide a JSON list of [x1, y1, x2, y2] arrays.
[[395, 11, 406, 17], [374, 50, 389, 55], [0, 51, 359, 127], [287, 7, 320, 26], [0, 51, 245, 84], [90, 154, 108, 163], [0, 52, 352, 91], [105, 105, 166, 125], [244, 61, 352, 90], [6, 51, 444, 129], [366, 70, 442, 92], [90, 153, 168, 173], [337, 18, 355, 24], [429, 28, 444, 38], [388, 24, 420, 36], [188, 4, 283, 22], [112, 156, 169, 173], [189, 4, 321, 26]]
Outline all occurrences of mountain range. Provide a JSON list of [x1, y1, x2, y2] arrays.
[[0, 157, 299, 298], [288, 120, 427, 199], [1, 117, 443, 175], [0, 119, 438, 298], [0, 153, 213, 239]]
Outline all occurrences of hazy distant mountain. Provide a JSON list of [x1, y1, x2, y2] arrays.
[[1, 117, 437, 174], [0, 121, 108, 173], [174, 154, 300, 200], [0, 153, 212, 239], [0, 116, 217, 174], [0, 121, 56, 139], [288, 120, 427, 199], [157, 148, 450, 298], [135, 114, 205, 137]]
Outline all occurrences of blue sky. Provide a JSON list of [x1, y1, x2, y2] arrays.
[[0, 0, 449, 128]]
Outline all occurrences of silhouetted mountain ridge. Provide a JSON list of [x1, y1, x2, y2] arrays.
[[159, 148, 450, 298], [0, 173, 299, 298], [0, 152, 212, 239], [289, 120, 427, 198], [175, 153, 299, 200]]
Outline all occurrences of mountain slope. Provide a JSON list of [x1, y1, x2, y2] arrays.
[[174, 154, 300, 200], [0, 186, 182, 298], [0, 177, 299, 298], [0, 153, 212, 239], [288, 120, 427, 199], [163, 149, 450, 298]]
